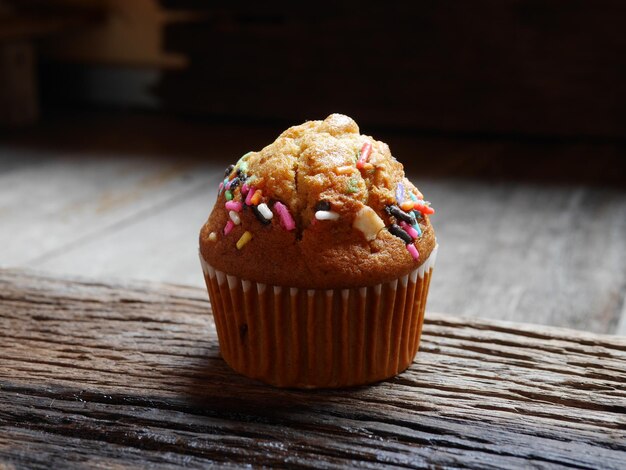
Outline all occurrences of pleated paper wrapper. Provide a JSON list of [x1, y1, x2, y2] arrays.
[[200, 245, 437, 388]]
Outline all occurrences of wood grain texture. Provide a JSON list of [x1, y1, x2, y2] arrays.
[[0, 147, 222, 266], [1, 270, 625, 469], [423, 180, 626, 335]]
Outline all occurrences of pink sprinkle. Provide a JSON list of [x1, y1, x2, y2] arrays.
[[406, 244, 420, 261], [223, 220, 235, 235], [357, 142, 372, 169], [245, 186, 256, 205], [225, 201, 242, 212], [218, 182, 224, 191], [241, 183, 249, 195], [274, 201, 296, 231], [400, 221, 419, 240]]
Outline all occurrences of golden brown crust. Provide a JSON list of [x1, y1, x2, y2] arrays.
[[199, 114, 436, 289]]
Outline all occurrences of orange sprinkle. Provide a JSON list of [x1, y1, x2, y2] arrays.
[[250, 189, 262, 205], [414, 202, 435, 215], [335, 165, 353, 175], [361, 162, 374, 171], [400, 201, 415, 211]]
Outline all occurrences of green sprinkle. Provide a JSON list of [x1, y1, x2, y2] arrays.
[[225, 190, 233, 201], [346, 178, 359, 194]]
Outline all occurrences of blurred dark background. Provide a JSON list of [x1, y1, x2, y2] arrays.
[[2, 0, 625, 180], [1, 0, 625, 333]]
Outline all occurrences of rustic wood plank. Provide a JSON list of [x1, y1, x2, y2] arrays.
[[0, 270, 624, 469], [29, 184, 221, 286], [0, 148, 222, 266], [422, 180, 626, 335]]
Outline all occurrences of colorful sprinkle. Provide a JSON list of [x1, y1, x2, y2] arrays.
[[241, 183, 250, 195], [396, 182, 405, 204], [399, 221, 419, 240], [224, 190, 233, 201], [236, 231, 253, 249], [228, 177, 240, 190], [250, 189, 263, 206], [225, 200, 242, 212], [387, 205, 417, 225], [245, 186, 256, 205], [257, 203, 273, 220], [208, 231, 217, 242], [400, 200, 414, 212], [345, 178, 359, 194], [353, 206, 385, 241], [413, 200, 435, 215], [388, 223, 412, 244], [409, 191, 424, 201], [218, 182, 224, 192], [223, 220, 235, 235], [224, 164, 235, 177], [335, 165, 354, 175], [274, 201, 296, 231], [315, 200, 331, 211], [315, 210, 340, 221], [229, 210, 241, 225], [406, 243, 420, 261], [412, 221, 422, 237], [356, 142, 372, 169], [252, 205, 272, 225]]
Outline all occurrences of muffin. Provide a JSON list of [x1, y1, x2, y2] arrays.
[[199, 113, 437, 388]]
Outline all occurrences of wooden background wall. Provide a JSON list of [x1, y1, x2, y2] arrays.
[[4, 0, 625, 137], [157, 0, 626, 138]]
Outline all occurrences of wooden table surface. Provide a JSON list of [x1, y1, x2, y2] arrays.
[[2, 112, 626, 335], [1, 269, 625, 469]]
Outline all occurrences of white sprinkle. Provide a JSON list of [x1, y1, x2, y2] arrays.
[[257, 203, 273, 220], [315, 210, 340, 221], [208, 231, 217, 242], [229, 210, 241, 225]]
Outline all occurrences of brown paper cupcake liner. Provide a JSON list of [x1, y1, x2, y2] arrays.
[[200, 245, 437, 388]]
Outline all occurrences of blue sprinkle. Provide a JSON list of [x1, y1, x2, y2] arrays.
[[218, 177, 229, 195], [409, 193, 418, 202], [412, 220, 422, 237]]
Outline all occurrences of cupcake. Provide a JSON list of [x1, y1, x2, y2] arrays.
[[199, 113, 437, 388]]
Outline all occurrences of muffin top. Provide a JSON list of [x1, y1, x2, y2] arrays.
[[200, 114, 436, 288]]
